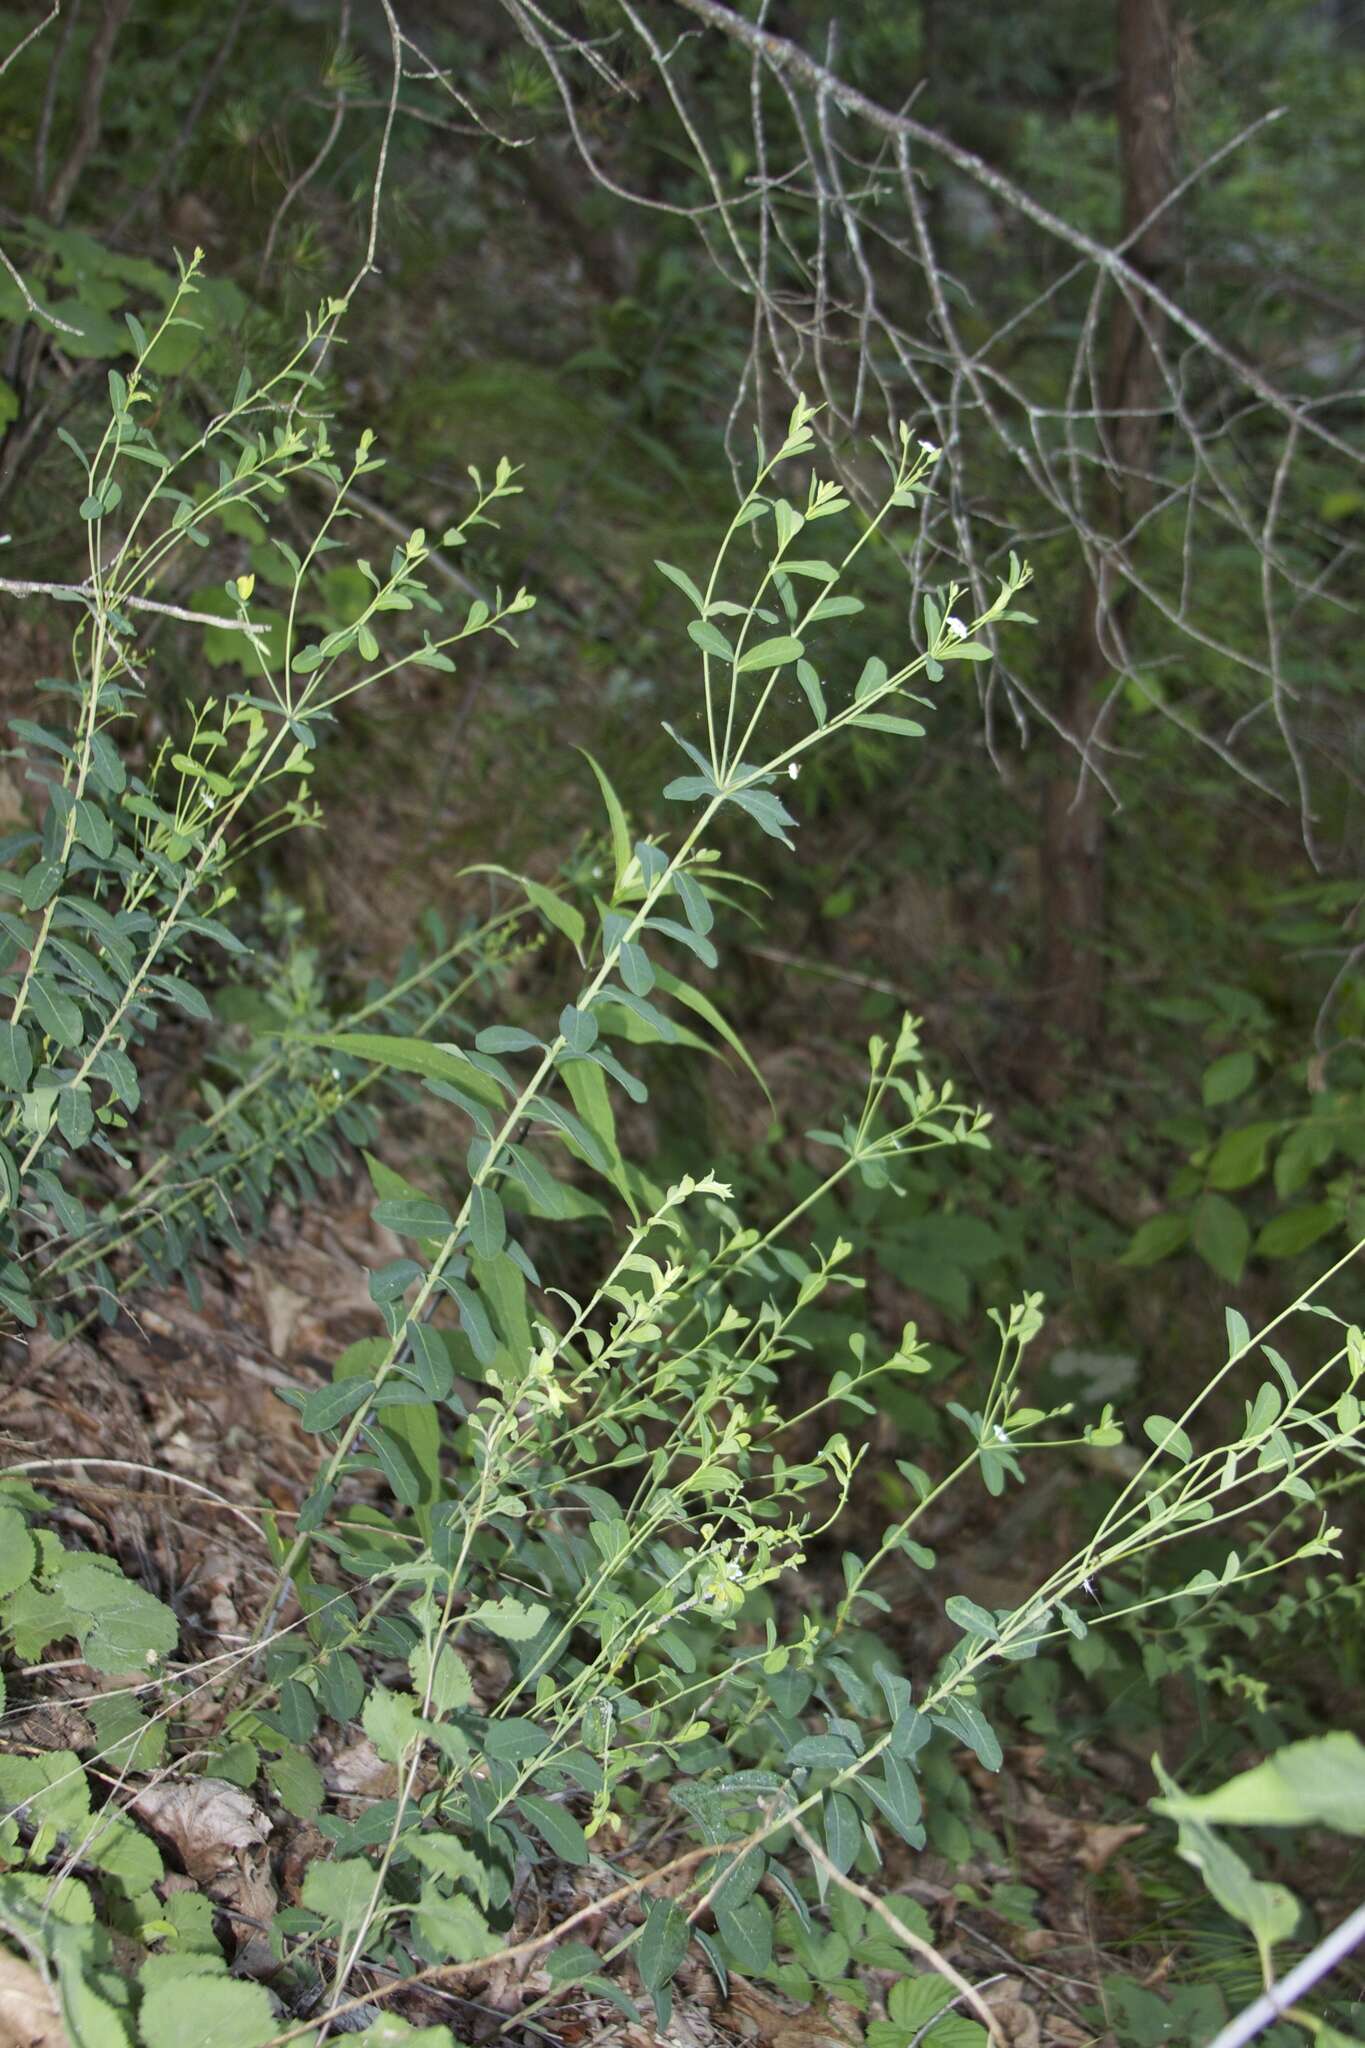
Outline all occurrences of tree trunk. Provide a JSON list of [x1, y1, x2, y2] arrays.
[[1027, 0, 1178, 1090]]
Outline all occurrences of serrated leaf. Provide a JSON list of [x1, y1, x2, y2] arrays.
[[472, 1595, 549, 1641], [58, 1557, 178, 1673], [140, 1975, 277, 2048], [301, 1857, 377, 1927]]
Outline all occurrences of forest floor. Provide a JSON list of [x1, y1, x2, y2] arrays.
[[0, 1171, 1185, 2048]]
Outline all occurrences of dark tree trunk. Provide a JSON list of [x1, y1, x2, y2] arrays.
[[1026, 0, 1179, 1091]]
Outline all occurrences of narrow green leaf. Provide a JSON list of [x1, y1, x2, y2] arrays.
[[468, 1183, 506, 1259], [577, 748, 632, 896], [736, 634, 803, 673]]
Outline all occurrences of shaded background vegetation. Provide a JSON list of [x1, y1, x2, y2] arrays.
[[0, 0, 1362, 2029]]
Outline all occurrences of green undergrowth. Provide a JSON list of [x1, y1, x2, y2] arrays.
[[0, 275, 1361, 2048]]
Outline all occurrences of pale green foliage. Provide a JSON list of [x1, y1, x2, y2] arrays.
[[0, 312, 1359, 2048]]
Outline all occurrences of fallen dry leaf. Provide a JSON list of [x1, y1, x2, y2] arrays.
[[1074, 1822, 1146, 1875], [720, 1981, 863, 2048], [131, 1777, 270, 1879], [983, 1984, 1042, 2048], [325, 1737, 397, 1801], [131, 1776, 277, 1976], [0, 1949, 67, 2048]]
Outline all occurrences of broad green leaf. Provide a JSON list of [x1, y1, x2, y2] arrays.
[[363, 1684, 424, 1764], [687, 618, 734, 662], [0, 1504, 35, 1596], [0, 1022, 33, 1092], [403, 1324, 454, 1400], [944, 1595, 999, 1639], [1153, 1733, 1365, 1837], [736, 635, 803, 673], [1120, 1210, 1189, 1266], [474, 1025, 540, 1054], [368, 1412, 436, 1508], [1206, 1122, 1278, 1192], [850, 712, 926, 738], [1142, 1414, 1193, 1462], [637, 1898, 689, 1991], [57, 1557, 178, 1673], [715, 1894, 772, 1972], [560, 1004, 598, 1052], [823, 1791, 862, 1874], [301, 1377, 373, 1433], [930, 1698, 1002, 1772], [1255, 1202, 1337, 1259], [728, 785, 797, 846], [1202, 1049, 1256, 1108], [518, 1794, 590, 1866], [301, 1857, 377, 1928], [468, 1183, 506, 1259], [472, 1595, 549, 1641], [864, 1755, 924, 1847], [265, 1742, 324, 1819], [373, 1195, 453, 1238], [1191, 1191, 1250, 1284], [787, 1734, 858, 1770], [806, 594, 863, 622], [1163, 1806, 1299, 1949], [795, 658, 827, 724], [562, 1057, 634, 1207], [140, 1976, 278, 2048], [29, 978, 83, 1048], [413, 1885, 496, 1963], [410, 1641, 473, 1713], [888, 1974, 955, 2030]]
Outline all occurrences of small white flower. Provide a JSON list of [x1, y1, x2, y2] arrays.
[[918, 439, 940, 459], [944, 617, 968, 640], [788, 762, 800, 780]]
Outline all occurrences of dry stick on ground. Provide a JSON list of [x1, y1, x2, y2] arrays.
[[785, 1816, 1007, 2048], [264, 1837, 755, 2045]]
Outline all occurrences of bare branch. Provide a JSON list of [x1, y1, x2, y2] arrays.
[[0, 577, 271, 635], [45, 0, 131, 226]]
